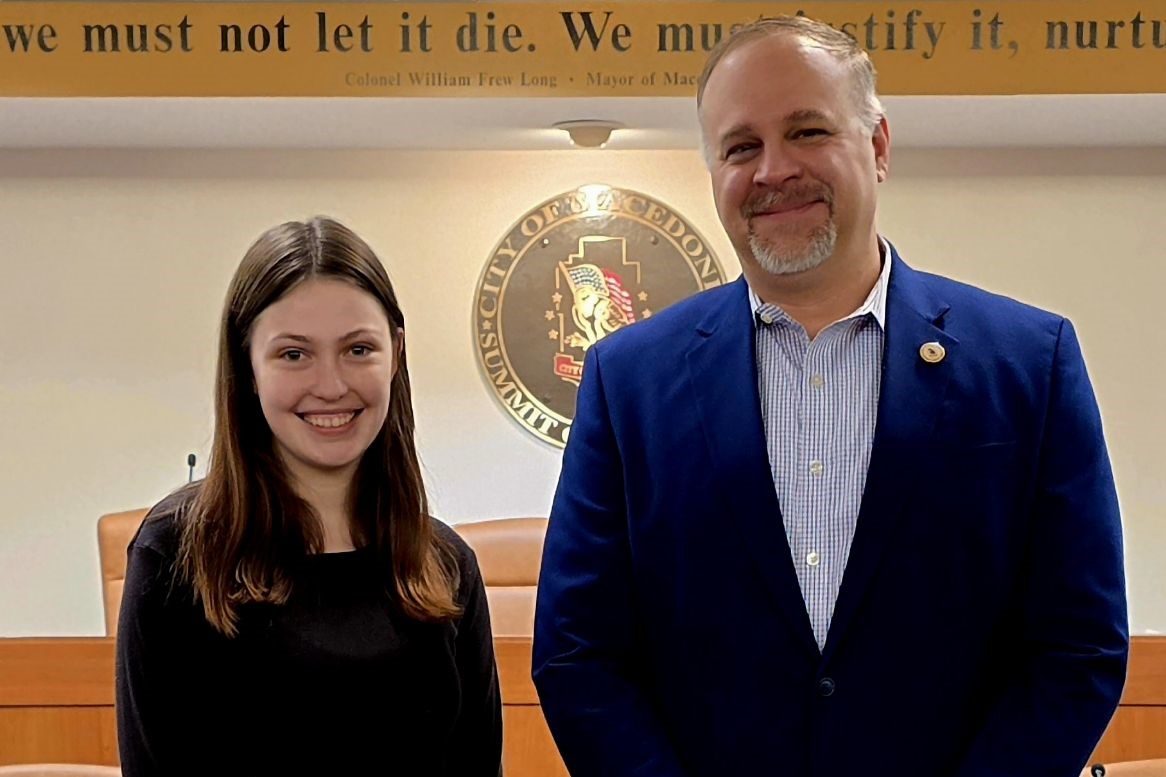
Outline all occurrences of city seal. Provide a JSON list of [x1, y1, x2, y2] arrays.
[[473, 184, 725, 447]]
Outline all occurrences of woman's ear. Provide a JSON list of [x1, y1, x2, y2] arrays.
[[393, 330, 405, 376]]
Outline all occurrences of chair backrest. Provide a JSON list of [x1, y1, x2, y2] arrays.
[[0, 766, 121, 776], [454, 517, 548, 637], [98, 510, 548, 638], [97, 508, 148, 636]]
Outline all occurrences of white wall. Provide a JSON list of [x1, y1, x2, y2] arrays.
[[0, 147, 1161, 636]]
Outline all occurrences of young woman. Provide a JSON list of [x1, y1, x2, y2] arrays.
[[116, 218, 502, 776]]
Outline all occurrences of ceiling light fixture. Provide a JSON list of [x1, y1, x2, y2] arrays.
[[554, 120, 624, 149]]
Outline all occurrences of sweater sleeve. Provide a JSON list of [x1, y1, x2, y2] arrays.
[[115, 533, 187, 777], [448, 550, 504, 777]]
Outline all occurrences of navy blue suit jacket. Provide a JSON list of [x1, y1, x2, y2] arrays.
[[533, 248, 1128, 777]]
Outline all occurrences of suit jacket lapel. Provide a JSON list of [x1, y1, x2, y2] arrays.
[[685, 277, 820, 659], [821, 249, 958, 664]]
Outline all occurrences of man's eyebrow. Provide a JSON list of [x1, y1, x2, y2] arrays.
[[719, 123, 750, 140], [785, 109, 833, 124], [716, 123, 755, 147], [716, 109, 834, 145]]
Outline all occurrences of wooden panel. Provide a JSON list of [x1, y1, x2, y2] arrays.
[[1084, 638, 1166, 765], [0, 635, 1160, 770], [495, 637, 569, 776], [1124, 637, 1166, 706], [495, 636, 539, 705], [0, 707, 118, 766], [502, 706, 569, 777], [0, 638, 115, 706], [1091, 707, 1166, 764]]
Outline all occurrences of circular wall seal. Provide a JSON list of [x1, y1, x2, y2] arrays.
[[473, 184, 726, 448]]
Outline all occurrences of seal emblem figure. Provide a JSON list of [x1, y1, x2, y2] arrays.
[[473, 184, 726, 448]]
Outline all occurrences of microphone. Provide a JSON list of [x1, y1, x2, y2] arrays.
[[187, 453, 197, 484]]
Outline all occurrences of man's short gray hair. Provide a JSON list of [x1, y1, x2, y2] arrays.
[[697, 15, 885, 164]]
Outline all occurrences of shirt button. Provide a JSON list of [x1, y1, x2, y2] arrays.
[[818, 677, 836, 697], [809, 460, 824, 476], [806, 551, 820, 567], [810, 374, 825, 389]]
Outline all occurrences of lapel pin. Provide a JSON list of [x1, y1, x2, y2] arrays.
[[919, 341, 946, 364]]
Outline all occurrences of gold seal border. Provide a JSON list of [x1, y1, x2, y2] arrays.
[[473, 184, 726, 448]]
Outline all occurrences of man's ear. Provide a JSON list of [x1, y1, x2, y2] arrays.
[[873, 115, 891, 184]]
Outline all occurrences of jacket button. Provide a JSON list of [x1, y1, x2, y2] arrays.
[[817, 677, 836, 697]]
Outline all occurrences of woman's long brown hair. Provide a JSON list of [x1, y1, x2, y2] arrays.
[[176, 217, 460, 637]]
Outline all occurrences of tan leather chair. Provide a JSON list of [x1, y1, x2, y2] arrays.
[[0, 766, 120, 776], [97, 510, 548, 639], [97, 508, 148, 636], [454, 517, 548, 637], [1083, 761, 1166, 776]]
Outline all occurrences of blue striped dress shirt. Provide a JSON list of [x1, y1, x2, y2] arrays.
[[748, 240, 890, 650]]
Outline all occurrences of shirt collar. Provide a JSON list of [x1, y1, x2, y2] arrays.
[[748, 236, 892, 330]]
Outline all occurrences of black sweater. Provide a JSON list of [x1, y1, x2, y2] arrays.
[[115, 494, 502, 777]]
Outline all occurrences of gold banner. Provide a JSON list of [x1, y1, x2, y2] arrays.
[[2, 2, 1165, 97]]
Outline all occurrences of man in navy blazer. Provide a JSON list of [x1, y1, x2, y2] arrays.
[[532, 15, 1127, 777]]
